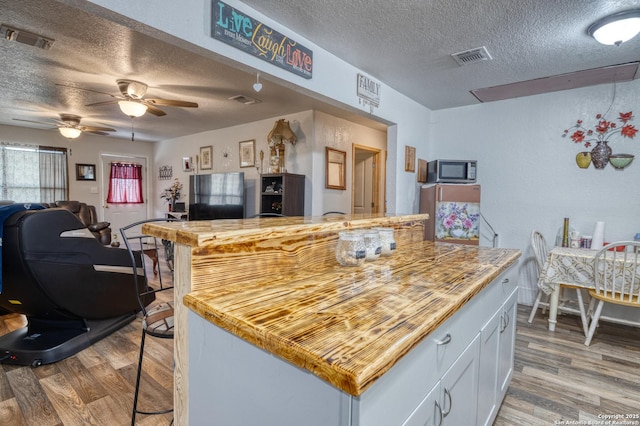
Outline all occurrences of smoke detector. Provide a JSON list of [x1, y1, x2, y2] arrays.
[[1, 24, 54, 50], [451, 46, 492, 66]]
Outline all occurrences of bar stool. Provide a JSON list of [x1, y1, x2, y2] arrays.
[[121, 218, 177, 425]]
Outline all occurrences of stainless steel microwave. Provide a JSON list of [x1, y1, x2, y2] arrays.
[[427, 160, 477, 183]]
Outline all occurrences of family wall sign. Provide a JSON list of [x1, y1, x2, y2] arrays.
[[212, 0, 313, 79]]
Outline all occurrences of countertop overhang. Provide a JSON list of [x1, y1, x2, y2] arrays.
[[183, 240, 521, 396]]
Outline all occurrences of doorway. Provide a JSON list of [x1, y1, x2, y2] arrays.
[[100, 153, 149, 234], [352, 145, 384, 214]]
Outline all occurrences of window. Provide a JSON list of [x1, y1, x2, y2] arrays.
[[107, 162, 144, 203], [0, 143, 68, 203]]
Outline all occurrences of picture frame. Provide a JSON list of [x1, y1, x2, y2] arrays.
[[182, 157, 192, 172], [325, 147, 346, 190], [200, 146, 212, 170], [405, 146, 416, 172], [417, 159, 428, 183], [239, 139, 256, 168], [75, 163, 96, 181]]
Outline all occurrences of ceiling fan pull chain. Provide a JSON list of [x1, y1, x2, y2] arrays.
[[131, 118, 135, 142]]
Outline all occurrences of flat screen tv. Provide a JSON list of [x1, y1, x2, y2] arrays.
[[188, 172, 245, 220]]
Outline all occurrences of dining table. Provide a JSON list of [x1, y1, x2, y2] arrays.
[[537, 245, 640, 331]]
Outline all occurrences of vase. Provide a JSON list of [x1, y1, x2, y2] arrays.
[[450, 228, 465, 238], [575, 152, 591, 169], [590, 141, 612, 169]]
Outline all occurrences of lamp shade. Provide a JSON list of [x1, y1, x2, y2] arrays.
[[588, 10, 640, 45], [118, 100, 148, 117], [267, 119, 297, 145], [59, 127, 81, 139]]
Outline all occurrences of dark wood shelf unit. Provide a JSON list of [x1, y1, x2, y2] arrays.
[[260, 173, 305, 216]]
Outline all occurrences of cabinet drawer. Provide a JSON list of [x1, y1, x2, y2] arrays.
[[430, 269, 512, 375]]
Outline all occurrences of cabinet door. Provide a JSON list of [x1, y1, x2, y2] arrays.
[[477, 308, 501, 426], [402, 381, 441, 426], [498, 288, 518, 397], [440, 334, 480, 425]]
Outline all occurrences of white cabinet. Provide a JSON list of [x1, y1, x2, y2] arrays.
[[477, 283, 518, 426], [402, 381, 440, 426], [498, 288, 518, 397], [440, 334, 480, 425]]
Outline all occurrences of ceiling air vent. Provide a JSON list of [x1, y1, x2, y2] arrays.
[[228, 94, 262, 105], [0, 24, 54, 50], [451, 46, 492, 66]]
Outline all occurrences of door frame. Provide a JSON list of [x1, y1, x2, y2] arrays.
[[99, 151, 151, 223], [351, 144, 384, 215]]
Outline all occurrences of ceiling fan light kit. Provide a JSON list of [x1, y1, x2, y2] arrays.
[[59, 127, 81, 139], [118, 100, 148, 117], [588, 10, 640, 46]]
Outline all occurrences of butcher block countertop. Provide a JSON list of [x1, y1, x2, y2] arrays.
[[182, 237, 520, 396], [142, 213, 428, 248]]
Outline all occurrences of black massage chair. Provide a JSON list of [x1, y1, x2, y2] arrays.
[[0, 208, 154, 366]]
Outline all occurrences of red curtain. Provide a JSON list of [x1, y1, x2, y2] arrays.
[[106, 162, 144, 203]]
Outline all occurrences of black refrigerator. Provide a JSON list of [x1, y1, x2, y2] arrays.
[[188, 172, 245, 220]]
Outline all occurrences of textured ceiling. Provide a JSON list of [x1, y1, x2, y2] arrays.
[[1, 0, 639, 142]]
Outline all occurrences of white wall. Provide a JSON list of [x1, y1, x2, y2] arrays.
[[154, 110, 387, 217], [431, 80, 640, 303], [0, 124, 153, 218], [155, 111, 313, 217], [314, 111, 387, 215]]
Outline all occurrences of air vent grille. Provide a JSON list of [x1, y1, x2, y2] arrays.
[[228, 95, 262, 105], [1, 24, 54, 50], [451, 46, 492, 66]]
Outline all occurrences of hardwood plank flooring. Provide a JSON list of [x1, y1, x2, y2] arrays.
[[0, 253, 174, 426], [2, 248, 640, 425]]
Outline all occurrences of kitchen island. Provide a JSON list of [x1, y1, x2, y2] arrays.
[[143, 214, 520, 425]]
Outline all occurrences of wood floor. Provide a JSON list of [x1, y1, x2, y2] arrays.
[[0, 254, 174, 426], [1, 253, 639, 425]]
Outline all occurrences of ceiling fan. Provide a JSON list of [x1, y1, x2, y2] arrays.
[[13, 113, 116, 138], [57, 79, 199, 117]]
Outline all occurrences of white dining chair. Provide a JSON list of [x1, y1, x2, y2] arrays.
[[528, 230, 589, 336], [584, 241, 640, 346]]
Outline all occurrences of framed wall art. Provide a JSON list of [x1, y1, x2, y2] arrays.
[[405, 146, 416, 172], [200, 146, 212, 170], [239, 139, 255, 168], [76, 163, 96, 181], [325, 147, 346, 190], [417, 159, 428, 183], [182, 157, 193, 172]]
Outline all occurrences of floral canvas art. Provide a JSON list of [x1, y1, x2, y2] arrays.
[[435, 201, 480, 240]]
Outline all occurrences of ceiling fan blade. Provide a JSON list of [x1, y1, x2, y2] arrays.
[[55, 83, 119, 98], [142, 102, 167, 116], [84, 130, 112, 136], [85, 100, 120, 107], [12, 118, 54, 127], [147, 98, 199, 108], [80, 125, 116, 132]]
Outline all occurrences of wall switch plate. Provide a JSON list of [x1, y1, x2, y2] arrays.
[[90, 186, 98, 194]]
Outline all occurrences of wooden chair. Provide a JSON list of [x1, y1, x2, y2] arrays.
[[584, 241, 640, 346], [527, 230, 589, 336], [121, 218, 177, 425]]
